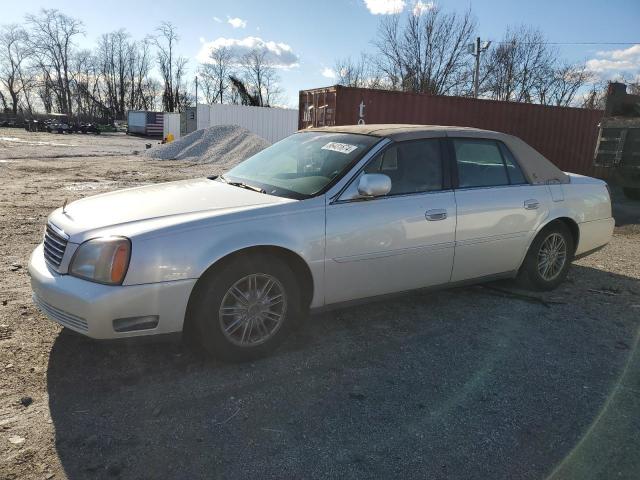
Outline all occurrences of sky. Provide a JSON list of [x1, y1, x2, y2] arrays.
[[4, 0, 640, 107]]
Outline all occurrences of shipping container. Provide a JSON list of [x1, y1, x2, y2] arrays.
[[127, 110, 165, 137], [195, 104, 298, 143], [299, 86, 606, 178]]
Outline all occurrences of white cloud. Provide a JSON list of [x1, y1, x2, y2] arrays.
[[412, 1, 435, 16], [227, 16, 247, 29], [197, 36, 299, 68], [586, 44, 640, 79], [213, 16, 222, 23], [199, 36, 205, 43], [321, 67, 336, 79], [364, 0, 405, 15]]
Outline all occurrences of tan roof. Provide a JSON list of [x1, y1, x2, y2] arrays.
[[304, 124, 491, 139], [303, 124, 569, 184]]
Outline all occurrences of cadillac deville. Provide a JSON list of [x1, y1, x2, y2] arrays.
[[29, 125, 614, 361]]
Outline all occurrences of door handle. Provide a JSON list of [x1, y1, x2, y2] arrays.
[[425, 209, 447, 221], [524, 199, 540, 210]]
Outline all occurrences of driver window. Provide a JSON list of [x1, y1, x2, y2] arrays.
[[340, 139, 444, 200]]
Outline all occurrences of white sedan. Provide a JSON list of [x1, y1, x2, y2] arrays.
[[29, 125, 614, 361]]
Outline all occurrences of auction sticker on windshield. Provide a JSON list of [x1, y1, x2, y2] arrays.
[[321, 142, 358, 154]]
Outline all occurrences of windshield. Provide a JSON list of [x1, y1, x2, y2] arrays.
[[220, 131, 380, 199]]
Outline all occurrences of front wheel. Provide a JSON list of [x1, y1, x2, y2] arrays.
[[518, 222, 574, 291], [186, 254, 301, 362]]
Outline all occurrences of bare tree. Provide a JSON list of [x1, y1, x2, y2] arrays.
[[241, 48, 270, 106], [26, 9, 83, 115], [96, 29, 133, 118], [546, 63, 592, 106], [0, 25, 32, 114], [334, 53, 382, 88], [238, 48, 285, 107], [71, 48, 108, 119], [262, 67, 284, 106], [154, 22, 188, 112], [372, 7, 476, 95], [482, 27, 555, 103], [199, 46, 233, 103]]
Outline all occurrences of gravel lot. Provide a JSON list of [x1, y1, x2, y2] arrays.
[[1, 127, 639, 480]]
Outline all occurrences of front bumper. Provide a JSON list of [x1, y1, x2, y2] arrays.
[[28, 244, 197, 339]]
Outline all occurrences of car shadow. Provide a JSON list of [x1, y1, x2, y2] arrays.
[[47, 264, 640, 479]]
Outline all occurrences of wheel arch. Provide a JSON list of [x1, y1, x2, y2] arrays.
[[185, 245, 315, 328], [554, 217, 580, 254], [519, 215, 580, 271]]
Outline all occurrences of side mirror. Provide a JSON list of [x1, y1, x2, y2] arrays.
[[357, 173, 392, 198]]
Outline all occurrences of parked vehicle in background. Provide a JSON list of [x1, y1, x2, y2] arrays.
[[46, 121, 73, 134], [29, 125, 614, 361], [75, 123, 101, 134], [594, 82, 640, 200]]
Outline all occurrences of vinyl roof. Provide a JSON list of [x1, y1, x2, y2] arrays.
[[303, 124, 496, 139], [302, 124, 570, 185]]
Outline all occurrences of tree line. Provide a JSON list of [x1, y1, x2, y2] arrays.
[[0, 9, 284, 120], [332, 6, 633, 108]]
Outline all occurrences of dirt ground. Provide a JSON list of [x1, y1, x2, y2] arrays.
[[1, 127, 639, 480]]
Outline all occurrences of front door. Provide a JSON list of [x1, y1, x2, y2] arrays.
[[324, 139, 456, 304]]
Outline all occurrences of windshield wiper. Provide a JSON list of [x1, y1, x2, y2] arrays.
[[219, 175, 265, 193]]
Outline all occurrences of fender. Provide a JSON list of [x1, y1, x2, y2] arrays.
[[124, 197, 327, 307]]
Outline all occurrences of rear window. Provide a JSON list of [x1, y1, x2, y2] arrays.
[[453, 138, 529, 188], [454, 139, 509, 188], [499, 142, 528, 184]]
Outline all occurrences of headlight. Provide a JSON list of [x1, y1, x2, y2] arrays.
[[69, 237, 131, 285]]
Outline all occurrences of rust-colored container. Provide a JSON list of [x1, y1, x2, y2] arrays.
[[299, 86, 606, 178]]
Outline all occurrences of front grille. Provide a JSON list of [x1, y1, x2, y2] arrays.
[[43, 223, 68, 268], [33, 293, 89, 333]]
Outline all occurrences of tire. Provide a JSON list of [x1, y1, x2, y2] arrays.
[[517, 222, 574, 291], [623, 188, 640, 201], [186, 254, 301, 362]]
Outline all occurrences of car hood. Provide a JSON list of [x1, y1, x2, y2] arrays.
[[49, 178, 292, 238]]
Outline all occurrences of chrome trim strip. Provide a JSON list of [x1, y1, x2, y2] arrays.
[[47, 222, 69, 240], [332, 241, 455, 263], [43, 237, 65, 254], [455, 231, 528, 247], [333, 188, 455, 205]]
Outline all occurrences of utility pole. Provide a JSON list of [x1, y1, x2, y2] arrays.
[[195, 76, 199, 106], [470, 37, 491, 99]]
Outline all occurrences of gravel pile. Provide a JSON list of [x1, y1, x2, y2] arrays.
[[144, 125, 269, 168]]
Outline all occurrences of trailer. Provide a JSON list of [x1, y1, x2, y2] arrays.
[[593, 83, 640, 199], [127, 110, 165, 137], [185, 104, 298, 144], [299, 85, 606, 178]]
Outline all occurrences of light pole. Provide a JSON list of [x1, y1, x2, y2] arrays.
[[469, 37, 491, 99], [195, 75, 199, 106]]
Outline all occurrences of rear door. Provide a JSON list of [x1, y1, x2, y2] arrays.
[[449, 137, 550, 282]]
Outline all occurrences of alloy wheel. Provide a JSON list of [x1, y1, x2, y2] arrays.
[[537, 232, 567, 281], [218, 273, 287, 347]]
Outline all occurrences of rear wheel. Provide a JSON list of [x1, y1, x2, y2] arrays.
[[186, 254, 301, 362], [518, 222, 574, 291], [623, 188, 640, 200]]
